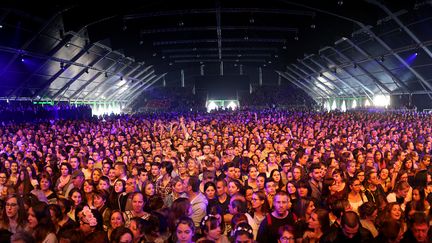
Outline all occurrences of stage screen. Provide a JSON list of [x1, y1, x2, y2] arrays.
[[194, 75, 250, 100]]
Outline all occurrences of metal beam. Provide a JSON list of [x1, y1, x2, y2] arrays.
[[174, 58, 266, 63], [51, 50, 112, 100], [122, 75, 158, 102], [170, 53, 271, 58], [284, 69, 329, 98], [343, 38, 410, 92], [216, 0, 222, 60], [106, 65, 154, 101], [319, 48, 374, 97], [278, 71, 323, 100], [124, 8, 315, 19], [82, 60, 133, 100], [287, 65, 334, 97], [322, 46, 390, 94], [34, 43, 93, 100], [141, 26, 297, 34], [304, 55, 361, 96], [365, 0, 432, 99], [0, 7, 72, 83], [7, 34, 74, 98], [115, 71, 156, 101], [297, 60, 350, 96], [162, 47, 278, 53], [69, 58, 119, 101], [126, 74, 167, 106], [92, 62, 142, 101], [154, 38, 286, 46]]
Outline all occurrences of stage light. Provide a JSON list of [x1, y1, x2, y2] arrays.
[[373, 94, 390, 107], [227, 101, 237, 110], [65, 42, 70, 47]]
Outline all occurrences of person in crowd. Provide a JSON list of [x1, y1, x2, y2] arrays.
[[0, 194, 27, 233], [173, 216, 195, 243], [232, 222, 254, 243], [401, 212, 431, 243], [27, 202, 57, 243], [108, 210, 125, 240], [124, 192, 150, 227], [197, 214, 229, 243], [303, 208, 331, 242], [358, 202, 379, 238], [256, 191, 295, 243], [110, 226, 133, 243], [321, 211, 374, 242]]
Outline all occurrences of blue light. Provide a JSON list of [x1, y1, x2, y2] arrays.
[[21, 58, 25, 62]]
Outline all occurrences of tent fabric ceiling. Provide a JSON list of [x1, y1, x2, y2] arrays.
[[0, 0, 431, 104]]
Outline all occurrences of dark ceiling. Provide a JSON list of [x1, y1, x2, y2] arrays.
[[1, 0, 431, 106], [6, 0, 416, 72]]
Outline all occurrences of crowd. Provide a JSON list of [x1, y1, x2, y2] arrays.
[[0, 109, 431, 243], [0, 101, 92, 122]]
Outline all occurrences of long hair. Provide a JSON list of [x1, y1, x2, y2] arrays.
[[168, 197, 190, 231], [31, 202, 56, 243], [2, 194, 27, 230], [15, 166, 33, 195]]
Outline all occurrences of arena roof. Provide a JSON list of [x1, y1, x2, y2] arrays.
[[0, 0, 431, 105]]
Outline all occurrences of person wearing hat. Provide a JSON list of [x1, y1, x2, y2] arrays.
[[64, 170, 85, 197]]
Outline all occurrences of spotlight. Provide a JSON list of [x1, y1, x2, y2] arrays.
[[139, 40, 144, 45], [294, 36, 299, 41], [249, 18, 255, 23], [415, 52, 418, 56], [337, 0, 344, 6], [0, 25, 3, 29], [310, 24, 316, 29], [283, 45, 287, 49], [65, 42, 70, 47]]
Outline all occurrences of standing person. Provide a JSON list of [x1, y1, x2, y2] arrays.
[[0, 194, 27, 233], [321, 211, 373, 243], [173, 216, 195, 243], [27, 202, 57, 243], [401, 212, 431, 243], [185, 176, 208, 228], [308, 164, 323, 206], [256, 191, 295, 243]]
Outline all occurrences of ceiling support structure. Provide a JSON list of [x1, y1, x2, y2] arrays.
[[82, 60, 133, 100], [343, 38, 410, 92], [287, 66, 335, 97], [93, 63, 143, 101], [318, 49, 374, 100], [122, 75, 159, 102], [69, 59, 119, 101], [277, 71, 323, 101], [7, 34, 74, 98], [284, 71, 329, 98], [304, 55, 361, 96], [105, 65, 153, 101], [141, 26, 297, 34], [322, 46, 390, 94], [162, 47, 278, 53], [113, 70, 156, 101], [366, 0, 432, 100], [125, 74, 167, 106], [296, 60, 350, 96], [124, 8, 315, 19], [154, 38, 286, 46], [34, 43, 94, 100], [0, 7, 72, 81], [51, 51, 112, 100]]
